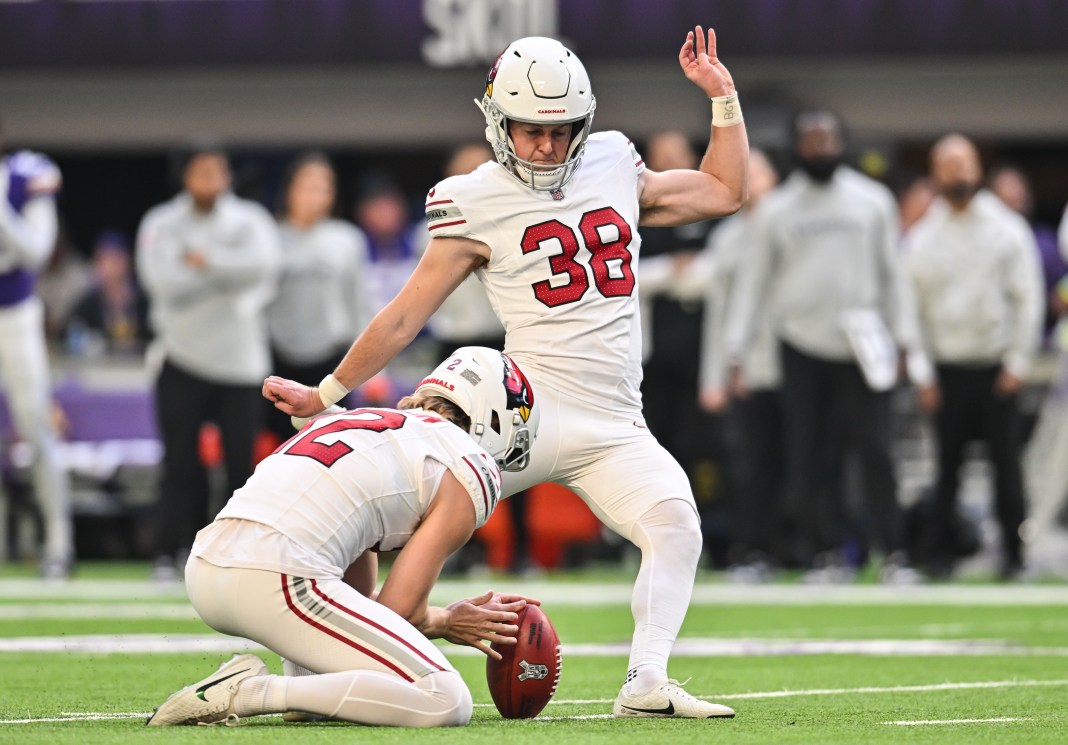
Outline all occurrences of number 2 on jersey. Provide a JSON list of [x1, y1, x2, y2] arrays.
[[521, 207, 635, 308], [282, 409, 406, 467]]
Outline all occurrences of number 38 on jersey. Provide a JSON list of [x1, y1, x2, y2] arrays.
[[521, 206, 635, 308]]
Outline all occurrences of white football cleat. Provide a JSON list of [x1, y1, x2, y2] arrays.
[[613, 679, 736, 719], [146, 653, 268, 726]]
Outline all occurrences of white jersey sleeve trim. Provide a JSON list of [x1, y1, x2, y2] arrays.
[[448, 452, 501, 530]]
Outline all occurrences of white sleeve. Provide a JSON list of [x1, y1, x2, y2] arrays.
[[345, 226, 373, 335], [724, 204, 774, 363], [1003, 217, 1045, 378], [446, 452, 502, 530], [135, 207, 207, 303], [638, 254, 677, 297], [202, 205, 281, 288], [900, 234, 936, 386], [873, 188, 921, 353], [424, 178, 495, 254], [698, 234, 729, 391], [0, 196, 58, 272], [1059, 202, 1068, 265]]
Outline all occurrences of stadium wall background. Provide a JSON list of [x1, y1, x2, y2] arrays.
[[1, 0, 1067, 252]]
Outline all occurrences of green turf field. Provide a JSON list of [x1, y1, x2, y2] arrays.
[[1, 564, 1067, 744]]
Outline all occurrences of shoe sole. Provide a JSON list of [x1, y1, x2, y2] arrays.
[[613, 704, 736, 719]]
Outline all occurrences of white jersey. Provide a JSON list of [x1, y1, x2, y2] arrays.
[[197, 408, 501, 578], [426, 132, 646, 415]]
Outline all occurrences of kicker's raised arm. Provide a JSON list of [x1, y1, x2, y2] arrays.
[[638, 25, 749, 227]]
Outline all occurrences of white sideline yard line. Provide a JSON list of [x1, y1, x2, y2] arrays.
[[2, 681, 1064, 725], [3, 634, 1068, 657], [0, 603, 198, 620], [7, 604, 1068, 642], [0, 712, 149, 725], [3, 578, 1068, 605], [883, 717, 1030, 726], [480, 678, 1068, 707]]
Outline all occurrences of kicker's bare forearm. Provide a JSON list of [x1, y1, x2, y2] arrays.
[[330, 299, 425, 390], [698, 119, 749, 214]]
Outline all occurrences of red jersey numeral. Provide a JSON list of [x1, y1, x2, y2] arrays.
[[520, 207, 635, 308], [582, 207, 635, 297], [282, 409, 407, 468]]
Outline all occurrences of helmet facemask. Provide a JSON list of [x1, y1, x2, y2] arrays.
[[496, 411, 534, 472], [477, 95, 595, 193]]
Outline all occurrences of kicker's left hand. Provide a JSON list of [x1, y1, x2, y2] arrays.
[[679, 25, 736, 98]]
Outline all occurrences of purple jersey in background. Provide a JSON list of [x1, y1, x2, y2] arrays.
[[0, 150, 61, 306]]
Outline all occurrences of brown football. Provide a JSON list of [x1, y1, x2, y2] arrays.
[[485, 604, 562, 719]]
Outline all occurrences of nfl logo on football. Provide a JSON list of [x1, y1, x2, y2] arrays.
[[517, 659, 549, 681]]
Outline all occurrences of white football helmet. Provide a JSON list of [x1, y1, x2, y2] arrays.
[[475, 36, 596, 192], [415, 347, 539, 472]]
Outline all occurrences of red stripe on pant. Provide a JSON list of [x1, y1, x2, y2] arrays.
[[280, 574, 414, 682], [308, 579, 446, 673]]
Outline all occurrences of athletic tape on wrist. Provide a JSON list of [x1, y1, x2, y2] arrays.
[[317, 374, 350, 409], [712, 94, 742, 127]]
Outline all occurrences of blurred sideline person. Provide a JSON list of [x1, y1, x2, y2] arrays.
[[36, 225, 92, 340], [1061, 202, 1068, 265], [67, 230, 151, 356], [354, 174, 421, 317], [905, 135, 1043, 580], [897, 174, 936, 237], [266, 152, 371, 444], [265, 28, 746, 718], [137, 142, 281, 580], [0, 123, 73, 578], [990, 164, 1068, 347], [147, 348, 539, 727], [699, 148, 783, 577], [727, 110, 921, 582], [1060, 205, 1068, 321], [636, 130, 725, 543], [353, 173, 427, 382]]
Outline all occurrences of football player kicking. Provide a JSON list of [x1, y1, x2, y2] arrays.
[[147, 347, 539, 727], [265, 25, 746, 718]]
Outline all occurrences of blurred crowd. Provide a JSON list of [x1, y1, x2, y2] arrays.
[[3, 111, 1068, 583]]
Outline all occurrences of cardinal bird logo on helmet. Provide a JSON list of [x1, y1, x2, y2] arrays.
[[485, 50, 505, 98], [501, 353, 534, 422]]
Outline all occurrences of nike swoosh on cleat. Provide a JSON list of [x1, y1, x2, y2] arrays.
[[195, 668, 252, 701], [623, 701, 675, 715]]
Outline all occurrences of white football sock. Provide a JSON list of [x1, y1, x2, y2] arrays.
[[623, 498, 701, 694]]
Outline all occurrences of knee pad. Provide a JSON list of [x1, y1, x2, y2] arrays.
[[415, 671, 472, 726], [632, 498, 703, 565]]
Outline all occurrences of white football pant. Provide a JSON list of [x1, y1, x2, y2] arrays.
[[501, 383, 702, 692], [185, 557, 471, 727]]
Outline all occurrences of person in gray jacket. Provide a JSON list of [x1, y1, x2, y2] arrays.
[[699, 148, 784, 577], [266, 152, 370, 443], [136, 142, 281, 578], [905, 134, 1043, 580], [727, 111, 921, 581]]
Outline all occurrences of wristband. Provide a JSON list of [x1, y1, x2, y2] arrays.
[[712, 94, 742, 127], [317, 373, 350, 409]]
